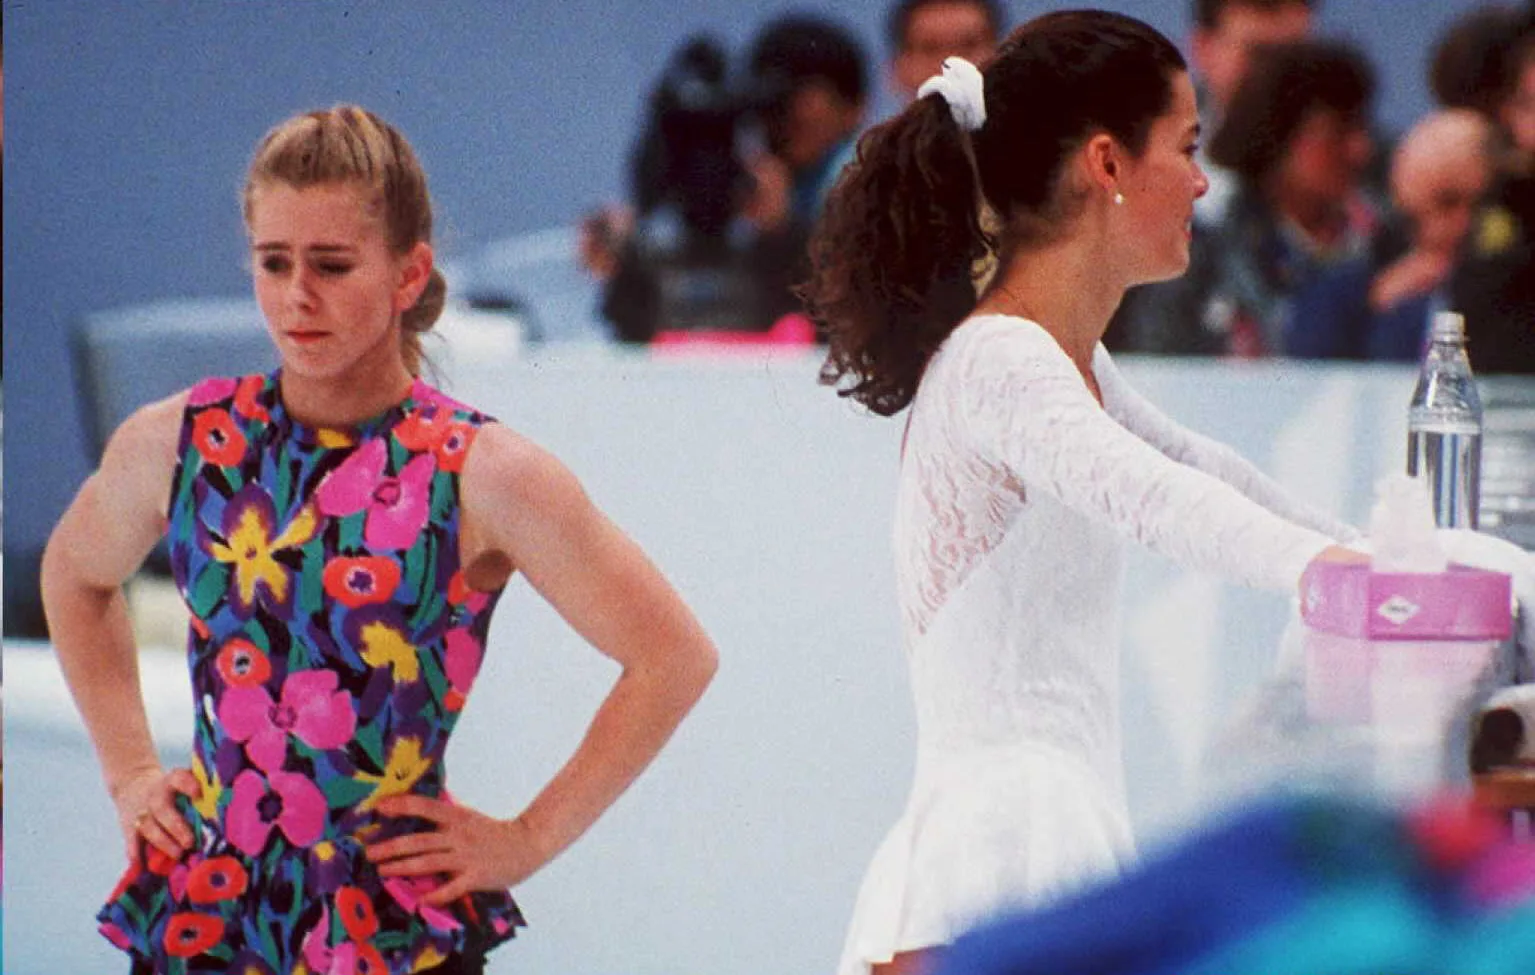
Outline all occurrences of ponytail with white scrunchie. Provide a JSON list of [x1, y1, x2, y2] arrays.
[[916, 56, 987, 132]]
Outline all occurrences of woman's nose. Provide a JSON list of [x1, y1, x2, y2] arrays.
[[287, 266, 318, 310]]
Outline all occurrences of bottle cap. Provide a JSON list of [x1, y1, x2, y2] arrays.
[[1431, 311, 1467, 342]]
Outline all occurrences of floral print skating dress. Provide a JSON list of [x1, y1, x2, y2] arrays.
[[98, 372, 526, 974]]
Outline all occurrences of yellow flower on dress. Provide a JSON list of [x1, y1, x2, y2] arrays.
[[356, 736, 433, 812], [358, 618, 421, 682], [206, 486, 319, 618], [190, 754, 223, 821], [316, 427, 355, 449], [412, 946, 450, 972]]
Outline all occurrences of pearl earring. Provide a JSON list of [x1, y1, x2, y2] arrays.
[[1113, 191, 1125, 206]]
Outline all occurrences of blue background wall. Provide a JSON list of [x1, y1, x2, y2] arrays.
[[1, 0, 1483, 628]]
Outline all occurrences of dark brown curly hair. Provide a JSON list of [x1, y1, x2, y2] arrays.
[[801, 9, 1186, 416], [1207, 40, 1375, 184]]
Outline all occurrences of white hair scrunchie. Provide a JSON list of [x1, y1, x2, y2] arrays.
[[916, 56, 986, 132]]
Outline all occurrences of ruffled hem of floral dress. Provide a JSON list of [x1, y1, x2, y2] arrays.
[[94, 832, 525, 974]]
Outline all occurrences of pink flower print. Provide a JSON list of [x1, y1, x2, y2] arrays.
[[100, 921, 134, 951], [444, 627, 483, 696], [225, 768, 328, 857], [300, 901, 333, 972], [167, 857, 191, 903], [220, 669, 357, 773], [315, 438, 437, 551], [187, 377, 239, 407], [315, 438, 387, 516], [329, 940, 389, 975], [416, 380, 469, 415], [364, 452, 435, 550], [448, 570, 491, 615], [382, 874, 463, 932]]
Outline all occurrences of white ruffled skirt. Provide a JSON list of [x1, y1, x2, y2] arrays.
[[836, 739, 1136, 975]]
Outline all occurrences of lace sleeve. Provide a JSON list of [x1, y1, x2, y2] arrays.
[[951, 318, 1334, 591], [1091, 346, 1363, 543]]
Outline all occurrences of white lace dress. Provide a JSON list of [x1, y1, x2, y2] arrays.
[[837, 314, 1358, 973]]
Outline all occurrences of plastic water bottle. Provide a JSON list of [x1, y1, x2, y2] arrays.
[[1407, 311, 1482, 529]]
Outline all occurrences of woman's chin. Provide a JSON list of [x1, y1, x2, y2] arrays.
[[1134, 254, 1192, 286]]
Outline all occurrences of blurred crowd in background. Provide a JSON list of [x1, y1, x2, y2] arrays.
[[575, 0, 1535, 374]]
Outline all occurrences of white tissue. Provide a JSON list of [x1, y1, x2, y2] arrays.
[[1368, 473, 1449, 573]]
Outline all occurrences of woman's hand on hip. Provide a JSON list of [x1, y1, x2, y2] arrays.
[[366, 795, 550, 905], [112, 765, 200, 863]]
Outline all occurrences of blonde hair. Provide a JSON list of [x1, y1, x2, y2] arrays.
[[243, 105, 443, 375]]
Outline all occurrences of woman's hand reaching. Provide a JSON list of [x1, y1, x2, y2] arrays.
[[1314, 544, 1370, 565]]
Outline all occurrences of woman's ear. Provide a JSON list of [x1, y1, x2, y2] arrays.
[[1081, 132, 1121, 197], [395, 241, 434, 313]]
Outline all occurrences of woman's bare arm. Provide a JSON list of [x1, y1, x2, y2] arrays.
[[41, 391, 198, 858], [368, 422, 718, 900]]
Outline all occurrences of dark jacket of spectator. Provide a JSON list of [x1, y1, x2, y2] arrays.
[[1451, 170, 1535, 373]]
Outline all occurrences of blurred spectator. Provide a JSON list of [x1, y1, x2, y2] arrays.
[[1115, 40, 1379, 357], [885, 0, 1005, 105], [1496, 20, 1535, 160], [1430, 3, 1525, 120], [1450, 24, 1535, 374], [585, 15, 868, 342], [2, 38, 6, 377], [1187, 0, 1316, 223], [744, 14, 870, 226], [1103, 0, 1314, 351], [1288, 110, 1494, 360]]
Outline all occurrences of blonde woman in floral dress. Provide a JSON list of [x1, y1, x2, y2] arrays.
[[41, 105, 718, 975]]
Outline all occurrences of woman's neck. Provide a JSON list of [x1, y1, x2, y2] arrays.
[[973, 235, 1122, 372], [279, 343, 416, 430]]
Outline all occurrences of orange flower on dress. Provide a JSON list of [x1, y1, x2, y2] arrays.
[[353, 941, 389, 975], [216, 638, 272, 688], [187, 855, 249, 904], [192, 408, 247, 468], [447, 570, 472, 605], [108, 864, 136, 902], [322, 556, 402, 609], [394, 407, 451, 452], [145, 843, 180, 877], [447, 569, 490, 614], [233, 374, 271, 422], [433, 422, 476, 473], [337, 884, 380, 941], [163, 912, 224, 957]]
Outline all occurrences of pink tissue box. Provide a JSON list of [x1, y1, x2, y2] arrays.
[[1300, 561, 1513, 641]]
